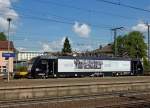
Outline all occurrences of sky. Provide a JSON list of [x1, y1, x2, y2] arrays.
[[0, 0, 150, 52]]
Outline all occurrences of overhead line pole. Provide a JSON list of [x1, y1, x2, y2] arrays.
[[111, 27, 124, 57], [7, 18, 12, 82], [146, 23, 150, 62]]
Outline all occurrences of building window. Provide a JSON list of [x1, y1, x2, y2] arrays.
[[5, 57, 9, 60], [3, 69, 7, 73], [3, 66, 6, 68]]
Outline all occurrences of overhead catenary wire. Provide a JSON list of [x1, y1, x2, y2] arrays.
[[0, 1, 139, 21], [0, 3, 135, 29], [0, 9, 115, 30], [0, 16, 122, 50], [0, 1, 148, 30], [0, 1, 146, 31], [97, 0, 150, 13], [1, 0, 146, 51], [0, 3, 139, 39], [0, 5, 113, 30], [13, 35, 108, 44], [29, 0, 139, 21]]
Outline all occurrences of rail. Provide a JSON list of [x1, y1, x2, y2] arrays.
[[0, 80, 150, 90], [0, 90, 150, 108]]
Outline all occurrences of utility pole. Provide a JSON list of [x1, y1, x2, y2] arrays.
[[7, 18, 12, 82], [111, 27, 124, 57], [146, 23, 150, 62]]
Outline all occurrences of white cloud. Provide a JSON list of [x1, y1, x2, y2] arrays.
[[132, 22, 147, 32], [73, 21, 91, 37], [40, 37, 95, 52], [40, 37, 73, 52], [42, 43, 53, 52], [0, 17, 8, 31], [17, 47, 27, 51], [0, 0, 19, 32], [39, 37, 97, 52], [74, 43, 94, 52], [23, 38, 28, 41]]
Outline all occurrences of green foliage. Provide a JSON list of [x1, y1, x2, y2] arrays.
[[143, 57, 150, 72], [126, 31, 147, 58], [0, 32, 7, 41], [113, 35, 127, 56], [16, 66, 27, 72], [62, 37, 72, 53], [114, 31, 147, 59]]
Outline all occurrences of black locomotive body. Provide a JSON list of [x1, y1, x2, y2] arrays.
[[28, 56, 143, 78]]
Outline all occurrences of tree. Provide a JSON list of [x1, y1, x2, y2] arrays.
[[99, 45, 102, 50], [143, 57, 150, 73], [115, 31, 147, 59], [125, 31, 147, 58], [0, 32, 7, 41], [62, 37, 72, 54], [114, 35, 127, 57], [114, 31, 149, 73]]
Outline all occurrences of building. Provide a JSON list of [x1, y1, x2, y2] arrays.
[[91, 44, 113, 57], [0, 41, 15, 77], [17, 51, 44, 61]]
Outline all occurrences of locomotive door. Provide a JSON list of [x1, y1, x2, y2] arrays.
[[131, 60, 143, 75], [48, 59, 57, 77]]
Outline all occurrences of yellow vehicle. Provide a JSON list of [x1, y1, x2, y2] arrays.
[[14, 71, 29, 79]]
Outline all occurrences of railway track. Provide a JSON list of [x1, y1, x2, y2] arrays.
[[1, 76, 150, 107], [1, 78, 150, 90], [1, 90, 150, 108], [97, 101, 150, 108], [1, 76, 150, 88]]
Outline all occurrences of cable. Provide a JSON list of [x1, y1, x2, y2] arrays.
[[0, 1, 124, 51], [97, 0, 150, 13], [0, 1, 148, 30], [0, 11, 112, 30], [0, 1, 139, 21], [9, 5, 132, 29], [0, 1, 146, 30], [31, 0, 139, 20], [13, 34, 109, 41], [0, 7, 114, 30]]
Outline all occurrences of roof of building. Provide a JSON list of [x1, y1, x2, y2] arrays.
[[18, 51, 44, 53], [0, 41, 15, 51], [93, 44, 113, 53]]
